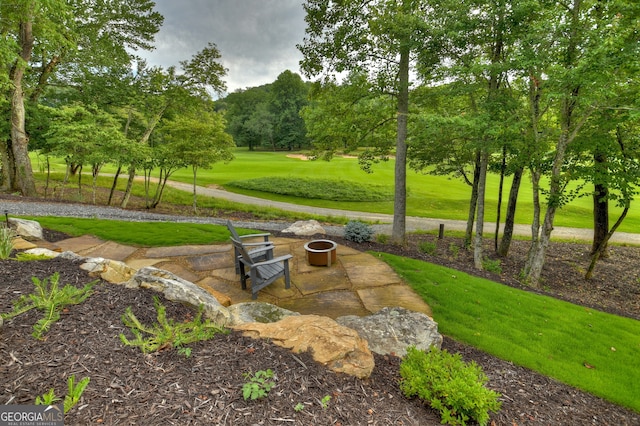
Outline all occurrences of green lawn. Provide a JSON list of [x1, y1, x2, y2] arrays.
[[30, 149, 640, 233], [378, 252, 640, 412]]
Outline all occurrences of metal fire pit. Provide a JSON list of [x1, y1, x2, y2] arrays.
[[304, 239, 337, 267]]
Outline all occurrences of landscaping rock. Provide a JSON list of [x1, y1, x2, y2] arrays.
[[8, 218, 43, 241], [23, 248, 60, 258], [336, 306, 442, 357], [126, 266, 230, 326], [226, 302, 299, 326], [281, 220, 325, 236], [233, 314, 374, 378], [80, 257, 137, 284], [58, 251, 84, 261]]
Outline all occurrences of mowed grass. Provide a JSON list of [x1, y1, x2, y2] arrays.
[[377, 252, 640, 412], [27, 217, 231, 247], [30, 149, 640, 233]]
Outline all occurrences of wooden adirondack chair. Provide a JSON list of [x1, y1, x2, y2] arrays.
[[226, 220, 274, 274], [231, 237, 292, 299]]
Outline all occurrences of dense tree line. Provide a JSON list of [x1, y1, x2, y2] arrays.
[[298, 0, 640, 284], [220, 70, 310, 151], [0, 1, 233, 213]]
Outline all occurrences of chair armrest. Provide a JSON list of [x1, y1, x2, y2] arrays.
[[251, 254, 293, 268], [239, 232, 271, 241], [242, 241, 275, 248]]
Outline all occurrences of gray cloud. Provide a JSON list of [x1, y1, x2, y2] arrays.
[[140, 0, 308, 93]]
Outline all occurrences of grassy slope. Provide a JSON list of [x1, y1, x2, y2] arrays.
[[378, 253, 640, 412]]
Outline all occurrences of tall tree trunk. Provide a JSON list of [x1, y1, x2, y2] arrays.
[[465, 151, 481, 248], [497, 166, 523, 257], [591, 151, 609, 256], [120, 106, 167, 208], [192, 166, 199, 214], [473, 150, 489, 270], [391, 45, 409, 246], [0, 140, 13, 191], [120, 166, 136, 208], [108, 165, 122, 205], [9, 21, 37, 196], [586, 204, 628, 280], [494, 146, 507, 252]]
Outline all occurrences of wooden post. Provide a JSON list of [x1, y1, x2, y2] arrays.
[[438, 224, 445, 239]]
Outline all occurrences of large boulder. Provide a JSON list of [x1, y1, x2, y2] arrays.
[[233, 314, 374, 378], [281, 220, 325, 236], [126, 267, 230, 326], [336, 306, 442, 357], [8, 218, 43, 241], [226, 302, 299, 326]]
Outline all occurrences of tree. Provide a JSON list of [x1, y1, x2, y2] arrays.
[[302, 72, 396, 164], [1, 0, 163, 195], [41, 103, 126, 201], [270, 70, 309, 150], [299, 0, 441, 245], [118, 43, 227, 208], [163, 107, 234, 213], [223, 85, 272, 150], [2, 0, 74, 195], [523, 0, 640, 286]]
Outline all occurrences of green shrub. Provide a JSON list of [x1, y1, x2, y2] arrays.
[[400, 346, 501, 426], [419, 241, 437, 255], [482, 257, 502, 274], [344, 220, 373, 243], [376, 233, 389, 244], [449, 243, 460, 259]]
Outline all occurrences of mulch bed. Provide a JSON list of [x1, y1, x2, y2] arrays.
[[1, 218, 640, 424]]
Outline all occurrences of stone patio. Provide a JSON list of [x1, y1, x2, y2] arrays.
[[40, 235, 433, 319]]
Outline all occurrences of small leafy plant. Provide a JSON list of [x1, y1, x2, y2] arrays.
[[320, 394, 331, 408], [119, 296, 226, 355], [242, 369, 275, 400], [482, 257, 502, 274], [1, 273, 96, 339], [344, 220, 373, 243], [294, 402, 305, 412], [419, 241, 437, 255], [376, 233, 389, 244], [0, 226, 15, 259], [400, 346, 501, 426], [36, 375, 90, 414], [449, 243, 460, 259]]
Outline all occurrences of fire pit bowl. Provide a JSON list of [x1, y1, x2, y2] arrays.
[[304, 239, 337, 267]]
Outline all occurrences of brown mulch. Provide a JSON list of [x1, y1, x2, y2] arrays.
[[2, 199, 640, 424]]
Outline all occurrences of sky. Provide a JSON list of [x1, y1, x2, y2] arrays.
[[140, 0, 309, 94]]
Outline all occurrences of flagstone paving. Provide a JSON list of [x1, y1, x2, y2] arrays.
[[38, 235, 433, 319]]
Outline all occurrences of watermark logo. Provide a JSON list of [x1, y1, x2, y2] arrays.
[[0, 405, 63, 426]]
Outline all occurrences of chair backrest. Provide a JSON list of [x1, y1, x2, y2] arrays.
[[226, 220, 241, 240], [230, 237, 256, 267]]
